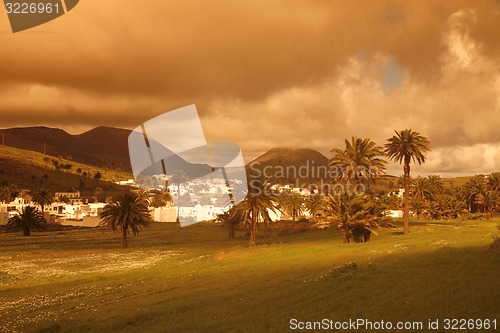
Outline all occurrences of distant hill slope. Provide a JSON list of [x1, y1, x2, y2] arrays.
[[247, 148, 406, 193], [0, 144, 132, 196], [247, 147, 330, 185], [1, 126, 132, 172]]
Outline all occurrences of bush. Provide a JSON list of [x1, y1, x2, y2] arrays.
[[350, 223, 371, 243], [461, 212, 487, 221], [488, 236, 500, 253]]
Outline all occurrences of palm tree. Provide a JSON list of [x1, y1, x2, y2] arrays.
[[324, 192, 373, 243], [329, 137, 387, 183], [93, 171, 102, 185], [448, 199, 466, 219], [169, 170, 189, 197], [385, 129, 431, 234], [31, 188, 53, 214], [411, 200, 428, 219], [7, 206, 46, 236], [82, 171, 88, 186], [51, 159, 59, 171], [412, 176, 433, 203], [278, 191, 304, 221], [429, 194, 453, 220], [462, 175, 487, 213], [474, 190, 499, 218], [0, 185, 19, 204], [234, 176, 279, 246], [99, 192, 151, 248], [216, 206, 247, 238], [304, 193, 325, 219], [169, 170, 189, 221], [427, 175, 444, 195], [149, 189, 172, 208], [487, 172, 500, 193]]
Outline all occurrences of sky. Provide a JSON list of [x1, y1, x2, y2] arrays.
[[0, 0, 499, 177]]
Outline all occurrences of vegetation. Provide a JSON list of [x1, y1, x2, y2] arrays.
[[0, 144, 132, 198], [99, 192, 152, 248], [1, 127, 500, 332], [6, 205, 46, 236], [277, 191, 304, 221], [148, 189, 173, 208], [30, 187, 53, 214], [0, 221, 498, 332], [0, 185, 19, 203], [233, 176, 279, 246], [324, 192, 374, 243], [385, 129, 431, 234], [329, 137, 387, 183]]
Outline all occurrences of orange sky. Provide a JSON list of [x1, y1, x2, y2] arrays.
[[0, 0, 499, 176]]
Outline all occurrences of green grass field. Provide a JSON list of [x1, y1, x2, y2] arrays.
[[0, 220, 498, 333]]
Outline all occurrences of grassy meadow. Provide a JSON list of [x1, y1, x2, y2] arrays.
[[0, 220, 498, 333]]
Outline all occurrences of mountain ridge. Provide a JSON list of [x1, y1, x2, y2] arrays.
[[1, 126, 132, 172]]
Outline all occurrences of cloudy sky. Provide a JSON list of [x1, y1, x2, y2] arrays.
[[0, 0, 499, 176]]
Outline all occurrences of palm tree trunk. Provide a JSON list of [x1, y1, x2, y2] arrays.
[[23, 226, 30, 236], [342, 220, 350, 243], [122, 228, 128, 248], [249, 207, 257, 246], [177, 188, 181, 223], [228, 222, 235, 238], [403, 161, 410, 235]]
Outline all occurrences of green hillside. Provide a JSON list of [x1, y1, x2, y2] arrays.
[[0, 145, 133, 198]]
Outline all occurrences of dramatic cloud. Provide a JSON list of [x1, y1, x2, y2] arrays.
[[0, 0, 499, 176]]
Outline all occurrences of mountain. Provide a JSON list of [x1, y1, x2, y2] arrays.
[[0, 126, 132, 172], [75, 126, 131, 171], [247, 147, 330, 185]]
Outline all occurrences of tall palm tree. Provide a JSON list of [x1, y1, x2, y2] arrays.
[[385, 129, 431, 234], [169, 170, 189, 222], [99, 192, 151, 248], [329, 137, 387, 183], [7, 206, 46, 236], [31, 188, 53, 214], [234, 176, 278, 246]]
